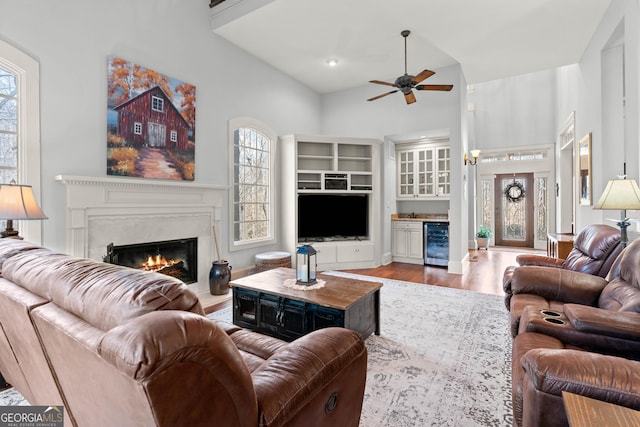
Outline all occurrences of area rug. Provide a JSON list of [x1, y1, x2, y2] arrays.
[[0, 273, 512, 426], [210, 271, 513, 427]]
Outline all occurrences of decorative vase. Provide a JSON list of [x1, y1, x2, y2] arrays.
[[209, 260, 232, 295]]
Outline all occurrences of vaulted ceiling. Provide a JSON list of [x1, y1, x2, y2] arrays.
[[211, 0, 611, 94]]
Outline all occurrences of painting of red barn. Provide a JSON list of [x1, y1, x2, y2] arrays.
[[107, 56, 196, 180]]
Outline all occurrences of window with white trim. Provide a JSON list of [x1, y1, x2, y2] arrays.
[[229, 118, 276, 250], [151, 96, 164, 112], [134, 122, 142, 135], [170, 130, 177, 142], [0, 65, 18, 184], [0, 39, 42, 243]]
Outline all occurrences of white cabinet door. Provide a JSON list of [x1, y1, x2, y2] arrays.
[[313, 243, 337, 265], [337, 243, 374, 263], [393, 226, 409, 257], [392, 221, 424, 264], [416, 148, 434, 197], [436, 146, 450, 196], [407, 227, 424, 259], [397, 150, 415, 197]]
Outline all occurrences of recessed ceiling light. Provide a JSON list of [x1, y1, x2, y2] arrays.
[[326, 58, 339, 67]]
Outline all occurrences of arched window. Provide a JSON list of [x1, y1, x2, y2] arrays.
[[228, 117, 276, 250], [0, 39, 42, 243]]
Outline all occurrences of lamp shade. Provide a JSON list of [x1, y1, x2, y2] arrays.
[[0, 184, 47, 220], [594, 178, 640, 210]]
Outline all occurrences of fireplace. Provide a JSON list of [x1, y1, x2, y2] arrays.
[[56, 175, 227, 297], [103, 238, 198, 284]]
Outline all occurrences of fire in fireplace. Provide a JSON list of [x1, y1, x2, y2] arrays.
[[103, 238, 197, 284]]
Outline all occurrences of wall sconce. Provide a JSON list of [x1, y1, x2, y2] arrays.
[[464, 149, 481, 166], [0, 181, 48, 239]]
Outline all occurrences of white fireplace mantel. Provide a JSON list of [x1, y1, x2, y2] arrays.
[[56, 175, 228, 296]]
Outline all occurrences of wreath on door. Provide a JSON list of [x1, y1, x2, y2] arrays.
[[504, 181, 525, 203]]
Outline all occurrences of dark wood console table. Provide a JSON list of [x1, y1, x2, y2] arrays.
[[230, 267, 382, 341], [547, 233, 575, 259]]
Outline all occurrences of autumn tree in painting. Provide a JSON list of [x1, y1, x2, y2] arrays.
[[108, 57, 173, 107], [108, 57, 133, 106], [176, 83, 196, 133]]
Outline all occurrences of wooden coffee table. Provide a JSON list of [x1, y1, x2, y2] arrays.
[[230, 267, 382, 341]]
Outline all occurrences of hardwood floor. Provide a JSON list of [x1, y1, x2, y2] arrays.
[[206, 246, 544, 312], [342, 246, 544, 297]]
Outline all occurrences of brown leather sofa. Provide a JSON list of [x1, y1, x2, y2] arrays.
[[502, 224, 621, 310], [509, 238, 640, 426], [0, 239, 367, 427]]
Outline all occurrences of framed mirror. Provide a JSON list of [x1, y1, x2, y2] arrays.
[[577, 133, 592, 206]]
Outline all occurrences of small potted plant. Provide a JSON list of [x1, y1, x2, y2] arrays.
[[476, 225, 493, 250]]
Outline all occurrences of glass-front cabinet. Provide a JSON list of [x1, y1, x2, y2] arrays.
[[397, 143, 450, 199]]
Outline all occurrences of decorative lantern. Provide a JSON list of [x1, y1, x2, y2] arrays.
[[296, 244, 317, 285]]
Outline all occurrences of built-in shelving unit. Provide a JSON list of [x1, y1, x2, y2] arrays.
[[280, 134, 382, 271], [296, 141, 373, 192]]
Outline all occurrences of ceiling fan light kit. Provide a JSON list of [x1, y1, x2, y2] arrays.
[[367, 30, 453, 104]]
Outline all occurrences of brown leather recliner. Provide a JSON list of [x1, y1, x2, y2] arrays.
[[507, 236, 640, 338], [502, 224, 622, 310], [0, 239, 367, 427]]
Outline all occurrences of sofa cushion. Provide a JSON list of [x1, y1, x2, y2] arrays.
[[2, 249, 203, 331], [0, 239, 48, 274], [562, 224, 621, 276], [598, 278, 640, 312]]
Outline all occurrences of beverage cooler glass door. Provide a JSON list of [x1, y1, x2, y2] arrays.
[[424, 222, 449, 266]]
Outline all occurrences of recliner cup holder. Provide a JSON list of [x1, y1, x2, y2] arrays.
[[543, 317, 565, 325], [540, 310, 561, 317]]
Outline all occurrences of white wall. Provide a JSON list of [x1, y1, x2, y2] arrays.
[[3, 0, 640, 270], [320, 64, 468, 271], [0, 0, 322, 268], [468, 70, 557, 150], [557, 0, 640, 231]]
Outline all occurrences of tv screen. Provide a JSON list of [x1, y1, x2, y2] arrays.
[[298, 194, 368, 240]]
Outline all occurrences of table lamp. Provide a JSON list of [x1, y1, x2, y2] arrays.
[[594, 176, 640, 247], [0, 181, 47, 239]]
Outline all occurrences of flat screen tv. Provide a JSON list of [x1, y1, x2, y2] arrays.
[[298, 194, 368, 240]]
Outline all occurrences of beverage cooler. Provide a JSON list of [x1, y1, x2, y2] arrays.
[[424, 222, 449, 266]]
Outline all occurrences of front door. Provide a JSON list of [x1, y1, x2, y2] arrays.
[[494, 173, 534, 247]]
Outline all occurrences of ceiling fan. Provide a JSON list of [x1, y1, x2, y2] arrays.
[[367, 30, 453, 105]]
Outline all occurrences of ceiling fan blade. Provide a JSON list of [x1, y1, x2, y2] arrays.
[[416, 84, 454, 91], [411, 69, 435, 84], [404, 91, 416, 104], [367, 90, 398, 101], [369, 80, 396, 87]]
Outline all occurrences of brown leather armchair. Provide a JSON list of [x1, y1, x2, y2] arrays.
[[503, 224, 622, 309]]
